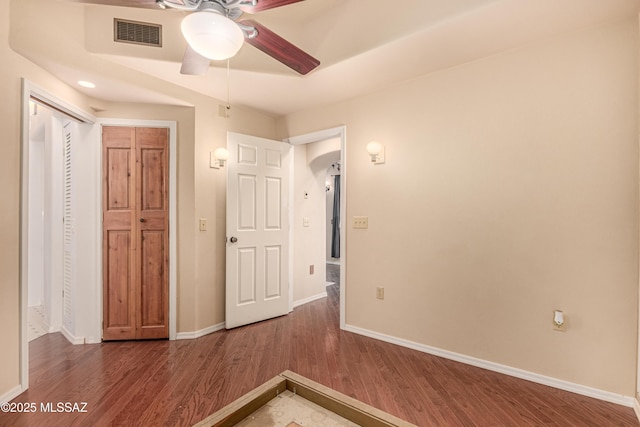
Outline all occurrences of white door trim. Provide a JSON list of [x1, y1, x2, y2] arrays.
[[98, 118, 178, 341], [284, 126, 347, 329], [19, 79, 96, 393]]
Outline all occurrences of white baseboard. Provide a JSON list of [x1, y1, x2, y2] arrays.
[[85, 336, 101, 344], [633, 397, 640, 422], [0, 385, 23, 404], [344, 324, 635, 408], [176, 322, 225, 340], [60, 325, 85, 345], [176, 295, 329, 338], [293, 291, 327, 308]]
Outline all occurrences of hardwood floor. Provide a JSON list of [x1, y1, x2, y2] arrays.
[[327, 262, 340, 285], [4, 283, 638, 426]]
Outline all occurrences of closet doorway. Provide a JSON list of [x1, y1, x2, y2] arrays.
[[26, 102, 68, 342]]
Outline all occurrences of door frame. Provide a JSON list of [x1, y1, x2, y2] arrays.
[[19, 79, 97, 393], [98, 119, 177, 341], [285, 126, 347, 329]]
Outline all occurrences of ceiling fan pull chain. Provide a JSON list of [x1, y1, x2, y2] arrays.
[[226, 58, 231, 112]]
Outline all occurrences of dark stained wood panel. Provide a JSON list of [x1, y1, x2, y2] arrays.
[[240, 0, 304, 13], [73, 0, 161, 8], [7, 285, 639, 426], [239, 19, 320, 75]]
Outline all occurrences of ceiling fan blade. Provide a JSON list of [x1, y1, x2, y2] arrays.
[[70, 0, 163, 8], [240, 0, 305, 13], [239, 19, 319, 75], [180, 45, 210, 75]]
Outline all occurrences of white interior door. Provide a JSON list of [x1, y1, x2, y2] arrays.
[[226, 132, 290, 329]]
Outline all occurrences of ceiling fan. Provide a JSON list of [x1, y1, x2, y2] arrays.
[[86, 0, 320, 76]]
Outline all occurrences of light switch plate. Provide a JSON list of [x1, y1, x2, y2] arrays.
[[199, 218, 207, 231], [353, 216, 368, 229]]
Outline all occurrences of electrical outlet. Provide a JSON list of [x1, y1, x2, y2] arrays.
[[353, 216, 368, 229], [376, 287, 384, 300]]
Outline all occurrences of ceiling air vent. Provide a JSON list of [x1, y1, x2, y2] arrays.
[[114, 18, 162, 47]]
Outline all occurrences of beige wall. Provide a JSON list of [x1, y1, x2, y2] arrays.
[[278, 18, 639, 395]]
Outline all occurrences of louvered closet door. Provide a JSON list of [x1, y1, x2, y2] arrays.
[[62, 123, 74, 333], [102, 126, 169, 340]]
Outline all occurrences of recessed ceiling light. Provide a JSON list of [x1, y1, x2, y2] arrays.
[[78, 80, 96, 88]]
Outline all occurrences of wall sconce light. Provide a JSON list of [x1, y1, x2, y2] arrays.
[[210, 147, 229, 169], [552, 309, 567, 332], [366, 141, 385, 164]]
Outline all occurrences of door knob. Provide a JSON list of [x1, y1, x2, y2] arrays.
[[230, 236, 238, 243], [139, 218, 146, 223]]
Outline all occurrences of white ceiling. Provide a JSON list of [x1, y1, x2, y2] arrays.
[[18, 0, 640, 116]]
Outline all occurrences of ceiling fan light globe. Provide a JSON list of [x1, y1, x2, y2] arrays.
[[181, 12, 244, 60]]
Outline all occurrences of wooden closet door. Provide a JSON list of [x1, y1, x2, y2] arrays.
[[135, 127, 169, 339], [102, 126, 169, 341]]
